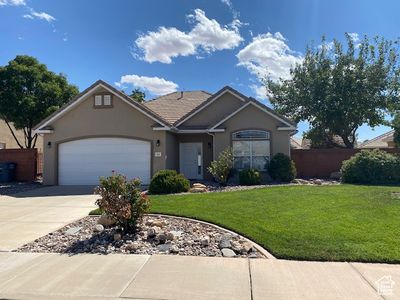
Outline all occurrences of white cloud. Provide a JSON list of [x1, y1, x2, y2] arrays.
[[220, 0, 239, 18], [25, 10, 55, 22], [136, 27, 196, 64], [348, 32, 359, 43], [0, 0, 25, 6], [250, 84, 267, 100], [116, 75, 178, 96], [23, 14, 32, 19], [134, 9, 243, 64], [237, 32, 302, 82]]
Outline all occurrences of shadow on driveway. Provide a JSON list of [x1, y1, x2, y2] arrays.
[[11, 185, 97, 198]]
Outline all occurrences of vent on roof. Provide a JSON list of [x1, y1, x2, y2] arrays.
[[178, 91, 183, 100]]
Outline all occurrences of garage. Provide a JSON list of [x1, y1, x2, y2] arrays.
[[58, 137, 151, 185]]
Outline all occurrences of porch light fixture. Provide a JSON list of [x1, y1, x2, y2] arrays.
[[156, 139, 160, 147], [47, 141, 52, 149]]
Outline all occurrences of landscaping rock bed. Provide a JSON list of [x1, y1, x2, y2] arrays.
[[194, 179, 340, 193], [17, 215, 264, 258]]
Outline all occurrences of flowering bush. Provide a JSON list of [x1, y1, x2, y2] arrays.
[[208, 148, 234, 186], [94, 172, 150, 232]]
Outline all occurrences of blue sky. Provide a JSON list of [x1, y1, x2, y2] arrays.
[[1, 0, 398, 141]]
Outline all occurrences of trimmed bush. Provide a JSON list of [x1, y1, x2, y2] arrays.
[[341, 150, 400, 184], [149, 169, 190, 194], [208, 148, 234, 186], [239, 169, 262, 185], [268, 153, 297, 182], [94, 172, 150, 232]]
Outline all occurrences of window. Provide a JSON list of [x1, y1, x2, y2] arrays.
[[94, 94, 112, 107], [232, 130, 270, 171]]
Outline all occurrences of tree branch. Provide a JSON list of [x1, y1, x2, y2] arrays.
[[3, 119, 24, 149]]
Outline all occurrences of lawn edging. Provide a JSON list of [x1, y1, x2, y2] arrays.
[[147, 213, 276, 259]]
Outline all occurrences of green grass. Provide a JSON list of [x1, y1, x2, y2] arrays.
[[149, 185, 400, 263]]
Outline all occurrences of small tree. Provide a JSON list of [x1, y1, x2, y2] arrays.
[[0, 55, 78, 148], [268, 153, 297, 182], [208, 148, 234, 186], [95, 172, 150, 232], [130, 88, 145, 103], [266, 34, 400, 148]]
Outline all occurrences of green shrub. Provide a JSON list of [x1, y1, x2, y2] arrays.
[[94, 172, 150, 232], [268, 153, 297, 182], [148, 169, 190, 194], [208, 148, 234, 186], [239, 169, 262, 185], [341, 150, 400, 184]]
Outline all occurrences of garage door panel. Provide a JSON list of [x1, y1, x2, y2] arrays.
[[58, 138, 151, 185]]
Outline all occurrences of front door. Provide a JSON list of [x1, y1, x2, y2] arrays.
[[179, 142, 203, 180]]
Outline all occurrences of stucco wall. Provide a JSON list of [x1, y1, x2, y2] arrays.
[[165, 132, 179, 170], [42, 86, 166, 185], [180, 93, 244, 128], [214, 104, 291, 157]]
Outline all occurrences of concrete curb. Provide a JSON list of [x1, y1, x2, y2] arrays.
[[147, 213, 276, 259]]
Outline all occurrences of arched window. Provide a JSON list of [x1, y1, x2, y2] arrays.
[[232, 130, 270, 171]]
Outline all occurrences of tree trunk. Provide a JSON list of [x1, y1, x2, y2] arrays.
[[4, 119, 24, 149], [341, 135, 355, 149]]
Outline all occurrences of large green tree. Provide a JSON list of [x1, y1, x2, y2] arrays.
[[0, 55, 78, 148], [266, 34, 400, 148]]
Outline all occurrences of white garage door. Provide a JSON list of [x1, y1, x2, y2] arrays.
[[58, 137, 151, 185]]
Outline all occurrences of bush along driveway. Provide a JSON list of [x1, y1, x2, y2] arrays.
[[149, 184, 400, 263]]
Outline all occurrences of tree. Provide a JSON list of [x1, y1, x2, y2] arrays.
[[266, 34, 400, 148], [0, 55, 78, 148], [393, 113, 400, 147], [130, 88, 145, 103]]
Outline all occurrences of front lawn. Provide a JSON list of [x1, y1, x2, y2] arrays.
[[149, 185, 400, 263]]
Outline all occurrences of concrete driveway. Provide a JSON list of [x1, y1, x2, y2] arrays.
[[0, 186, 97, 251]]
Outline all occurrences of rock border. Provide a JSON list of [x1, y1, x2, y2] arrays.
[[147, 213, 276, 259]]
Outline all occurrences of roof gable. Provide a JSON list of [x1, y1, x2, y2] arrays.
[[209, 98, 297, 130], [34, 80, 169, 132], [174, 86, 248, 127]]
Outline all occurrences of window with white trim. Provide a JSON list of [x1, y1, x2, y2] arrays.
[[94, 94, 112, 107], [232, 130, 270, 171]]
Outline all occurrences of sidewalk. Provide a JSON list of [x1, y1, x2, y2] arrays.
[[0, 252, 398, 300]]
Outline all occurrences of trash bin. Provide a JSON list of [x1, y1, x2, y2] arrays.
[[0, 162, 16, 183]]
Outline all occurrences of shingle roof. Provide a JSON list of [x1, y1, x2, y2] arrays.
[[358, 130, 394, 148], [143, 91, 211, 124]]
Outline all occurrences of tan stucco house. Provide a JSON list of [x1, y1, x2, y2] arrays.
[[34, 80, 296, 185], [358, 130, 396, 149], [0, 119, 43, 152]]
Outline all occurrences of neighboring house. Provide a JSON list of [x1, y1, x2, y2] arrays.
[[358, 130, 396, 149], [34, 80, 297, 185], [0, 119, 43, 152], [290, 137, 302, 149]]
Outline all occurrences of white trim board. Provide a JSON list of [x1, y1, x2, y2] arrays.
[[175, 89, 247, 127], [34, 83, 168, 134]]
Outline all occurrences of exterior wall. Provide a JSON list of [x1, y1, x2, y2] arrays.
[[0, 119, 43, 152], [42, 86, 166, 185], [177, 134, 213, 180], [180, 93, 244, 128], [214, 104, 291, 158], [165, 132, 179, 170]]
